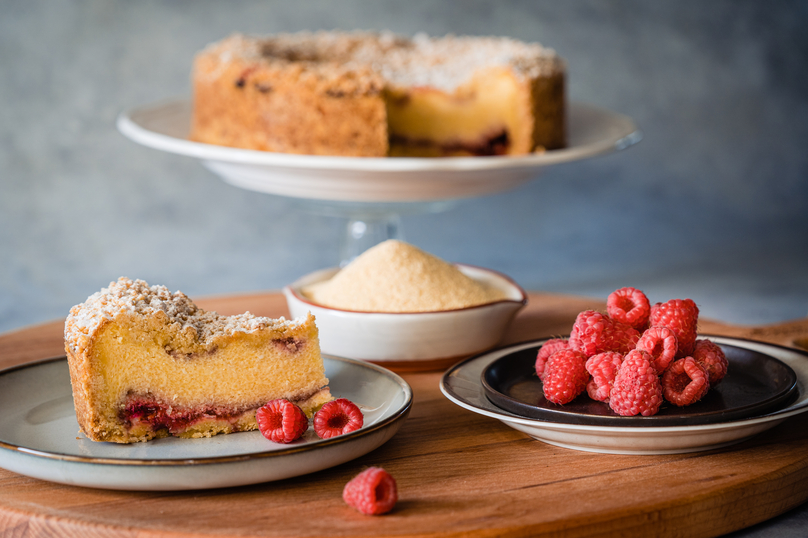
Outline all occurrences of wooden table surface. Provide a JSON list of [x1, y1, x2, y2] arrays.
[[1, 291, 808, 538]]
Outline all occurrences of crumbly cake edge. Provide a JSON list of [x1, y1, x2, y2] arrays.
[[197, 30, 566, 92], [64, 277, 310, 357]]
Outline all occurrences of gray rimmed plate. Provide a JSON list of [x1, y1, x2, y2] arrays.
[[0, 356, 411, 490], [440, 336, 808, 454]]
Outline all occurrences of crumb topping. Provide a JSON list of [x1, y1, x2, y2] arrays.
[[376, 32, 564, 91], [65, 277, 302, 355], [202, 30, 564, 92]]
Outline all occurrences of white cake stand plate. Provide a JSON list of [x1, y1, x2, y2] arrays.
[[117, 99, 641, 261]]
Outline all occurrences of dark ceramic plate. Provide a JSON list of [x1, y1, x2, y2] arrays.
[[481, 339, 798, 427]]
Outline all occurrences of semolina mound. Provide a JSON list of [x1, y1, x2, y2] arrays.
[[302, 240, 507, 312]]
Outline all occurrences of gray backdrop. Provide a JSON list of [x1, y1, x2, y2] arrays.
[[2, 1, 808, 534], [2, 0, 807, 333]]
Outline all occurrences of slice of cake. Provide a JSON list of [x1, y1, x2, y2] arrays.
[[64, 277, 332, 443], [190, 31, 565, 157]]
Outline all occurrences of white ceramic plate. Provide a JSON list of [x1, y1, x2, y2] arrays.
[[116, 99, 641, 202], [440, 336, 808, 455], [0, 356, 411, 491]]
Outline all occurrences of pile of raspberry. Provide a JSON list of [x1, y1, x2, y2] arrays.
[[536, 287, 728, 417]]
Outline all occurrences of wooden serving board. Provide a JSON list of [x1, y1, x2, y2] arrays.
[[1, 291, 807, 538]]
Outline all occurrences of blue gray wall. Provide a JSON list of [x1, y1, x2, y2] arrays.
[[2, 0, 807, 333]]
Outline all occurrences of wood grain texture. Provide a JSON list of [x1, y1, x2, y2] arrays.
[[1, 291, 807, 538]]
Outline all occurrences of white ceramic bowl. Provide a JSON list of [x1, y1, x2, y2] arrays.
[[283, 265, 527, 366]]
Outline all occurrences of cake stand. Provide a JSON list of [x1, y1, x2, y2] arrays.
[[117, 99, 641, 264]]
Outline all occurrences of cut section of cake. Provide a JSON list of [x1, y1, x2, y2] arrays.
[[380, 34, 565, 156], [190, 31, 565, 157], [64, 277, 331, 443]]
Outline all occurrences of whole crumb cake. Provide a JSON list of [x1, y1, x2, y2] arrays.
[[302, 240, 508, 312], [190, 30, 566, 156], [65, 277, 331, 443]]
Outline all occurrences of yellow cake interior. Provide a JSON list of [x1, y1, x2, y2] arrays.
[[386, 68, 528, 157]]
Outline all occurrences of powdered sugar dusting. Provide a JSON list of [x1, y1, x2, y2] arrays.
[[202, 30, 564, 93], [378, 32, 563, 91], [65, 277, 302, 355]]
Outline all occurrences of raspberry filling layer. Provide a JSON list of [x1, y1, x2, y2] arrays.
[[389, 129, 510, 156], [121, 395, 255, 435]]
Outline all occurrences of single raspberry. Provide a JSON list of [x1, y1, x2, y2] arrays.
[[608, 349, 663, 417], [255, 399, 308, 444], [662, 357, 710, 406], [569, 310, 640, 357], [313, 398, 364, 439], [343, 467, 398, 515], [607, 287, 651, 331], [585, 351, 624, 402], [542, 349, 589, 405], [692, 339, 728, 387], [649, 299, 699, 357], [535, 338, 569, 380], [635, 326, 678, 374]]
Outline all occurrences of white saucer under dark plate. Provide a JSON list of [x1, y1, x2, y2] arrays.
[[440, 336, 808, 455], [0, 356, 411, 491], [116, 99, 641, 203]]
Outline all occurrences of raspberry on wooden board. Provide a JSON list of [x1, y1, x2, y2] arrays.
[[343, 467, 398, 515]]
